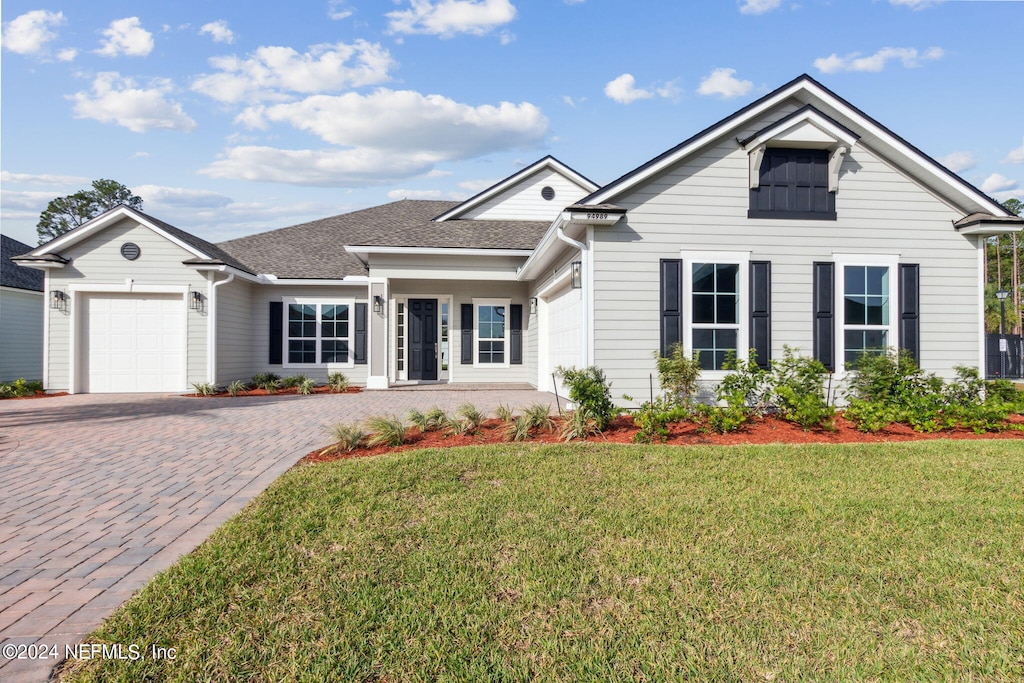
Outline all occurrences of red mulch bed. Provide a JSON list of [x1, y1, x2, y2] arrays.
[[300, 413, 1024, 466], [185, 386, 363, 398], [1, 391, 69, 400]]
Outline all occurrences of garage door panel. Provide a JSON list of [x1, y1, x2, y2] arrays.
[[83, 293, 186, 393]]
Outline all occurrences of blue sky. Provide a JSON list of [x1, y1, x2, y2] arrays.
[[2, 0, 1022, 247]]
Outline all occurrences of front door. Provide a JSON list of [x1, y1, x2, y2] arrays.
[[408, 299, 438, 380]]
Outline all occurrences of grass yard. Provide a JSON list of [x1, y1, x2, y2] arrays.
[[63, 441, 1024, 682]]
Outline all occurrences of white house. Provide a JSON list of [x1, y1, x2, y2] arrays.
[[13, 75, 1022, 398]]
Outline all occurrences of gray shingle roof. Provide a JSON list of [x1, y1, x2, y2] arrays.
[[1, 234, 44, 292], [217, 200, 549, 279], [132, 209, 256, 275]]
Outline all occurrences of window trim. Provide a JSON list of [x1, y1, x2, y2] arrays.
[[833, 254, 899, 372], [281, 297, 356, 369], [473, 298, 511, 368], [681, 251, 750, 379]]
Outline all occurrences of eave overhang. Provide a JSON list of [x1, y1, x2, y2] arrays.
[[954, 213, 1024, 236]]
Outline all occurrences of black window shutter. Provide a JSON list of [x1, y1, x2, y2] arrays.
[[750, 261, 772, 369], [898, 263, 920, 363], [812, 262, 835, 372], [354, 303, 367, 364], [268, 301, 283, 365], [510, 304, 523, 365], [461, 304, 474, 364], [660, 259, 683, 357]]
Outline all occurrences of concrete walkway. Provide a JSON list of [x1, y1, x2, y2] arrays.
[[0, 387, 554, 682]]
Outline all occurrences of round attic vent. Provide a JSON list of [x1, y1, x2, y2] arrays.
[[120, 242, 141, 260], [541, 186, 555, 201]]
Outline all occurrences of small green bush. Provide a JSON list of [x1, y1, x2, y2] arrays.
[[226, 379, 248, 396], [556, 365, 617, 429], [425, 406, 448, 428], [191, 382, 218, 396], [296, 377, 316, 395], [631, 398, 691, 444], [696, 399, 749, 434], [561, 409, 601, 441], [504, 415, 534, 442], [407, 409, 433, 432], [772, 347, 835, 430], [655, 343, 702, 407], [523, 403, 555, 432], [456, 403, 485, 432], [719, 351, 772, 416], [280, 374, 309, 389], [326, 372, 350, 393], [0, 378, 44, 398], [329, 423, 366, 452], [252, 372, 281, 393], [494, 403, 515, 423], [365, 415, 406, 448]]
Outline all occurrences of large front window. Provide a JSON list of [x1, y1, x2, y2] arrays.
[[692, 262, 740, 371], [287, 302, 351, 365], [843, 265, 889, 365]]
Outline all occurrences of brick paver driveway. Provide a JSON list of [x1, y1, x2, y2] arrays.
[[0, 387, 554, 682]]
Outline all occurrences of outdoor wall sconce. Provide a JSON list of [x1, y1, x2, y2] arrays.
[[190, 290, 205, 312], [373, 294, 385, 314], [570, 261, 583, 289], [529, 297, 538, 314], [50, 289, 67, 312]]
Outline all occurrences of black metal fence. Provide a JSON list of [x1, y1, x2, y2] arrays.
[[985, 334, 1024, 379]]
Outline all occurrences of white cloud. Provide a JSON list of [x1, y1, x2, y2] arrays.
[[387, 0, 517, 38], [199, 20, 234, 44], [604, 74, 653, 104], [459, 178, 498, 192], [982, 173, 1019, 194], [889, 0, 940, 9], [328, 1, 355, 20], [386, 188, 467, 200], [56, 48, 77, 62], [0, 171, 90, 186], [132, 185, 232, 208], [68, 72, 197, 133], [697, 68, 753, 99], [1, 10, 65, 55], [192, 41, 393, 104], [938, 151, 976, 173], [1, 189, 67, 210], [96, 17, 154, 57], [498, 30, 515, 45], [199, 146, 440, 186], [237, 89, 548, 158], [813, 46, 944, 73], [130, 151, 150, 159], [1004, 142, 1024, 164], [739, 0, 781, 15]]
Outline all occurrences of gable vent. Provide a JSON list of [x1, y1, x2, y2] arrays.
[[541, 186, 555, 201]]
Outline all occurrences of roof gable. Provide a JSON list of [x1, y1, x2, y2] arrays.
[[581, 74, 1011, 218], [434, 156, 599, 222]]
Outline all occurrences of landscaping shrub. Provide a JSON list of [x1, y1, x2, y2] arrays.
[[631, 398, 690, 444], [696, 394, 749, 434], [329, 423, 366, 452], [326, 372, 350, 393], [191, 382, 218, 396], [523, 403, 555, 432], [655, 343, 701, 407], [719, 351, 772, 416], [252, 372, 281, 393], [226, 379, 248, 396], [296, 377, 316, 395], [504, 415, 533, 442], [494, 403, 515, 423], [560, 409, 601, 441], [0, 378, 44, 398], [407, 409, 433, 432], [556, 365, 617, 429], [771, 346, 835, 430], [425, 406, 448, 428], [279, 374, 307, 389], [456, 403, 485, 432], [365, 415, 406, 448]]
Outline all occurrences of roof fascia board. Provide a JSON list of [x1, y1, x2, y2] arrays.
[[9, 259, 66, 270], [1, 285, 45, 294], [584, 76, 1009, 217], [741, 105, 859, 149], [186, 263, 263, 283], [344, 246, 533, 257], [257, 275, 370, 286], [517, 215, 587, 282], [433, 156, 599, 222], [31, 206, 212, 260]]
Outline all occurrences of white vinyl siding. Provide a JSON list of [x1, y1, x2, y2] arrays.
[[458, 167, 592, 222], [590, 99, 976, 403], [0, 287, 44, 382], [215, 278, 253, 385]]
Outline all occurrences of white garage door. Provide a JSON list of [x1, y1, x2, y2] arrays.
[[543, 283, 582, 394], [83, 293, 186, 393]]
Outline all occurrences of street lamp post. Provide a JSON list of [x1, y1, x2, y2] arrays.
[[996, 288, 1010, 377]]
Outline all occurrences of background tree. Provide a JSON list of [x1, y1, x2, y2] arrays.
[[985, 199, 1024, 333], [36, 179, 143, 245]]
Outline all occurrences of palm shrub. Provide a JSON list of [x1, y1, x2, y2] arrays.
[[326, 372, 350, 393], [226, 379, 248, 396], [504, 415, 534, 442], [329, 423, 366, 452], [523, 403, 556, 432], [655, 343, 702, 407], [425, 406, 448, 428], [494, 403, 515, 423], [280, 374, 308, 389], [407, 409, 433, 432], [456, 403, 485, 432], [556, 365, 617, 429], [365, 415, 406, 448], [191, 382, 218, 396], [252, 372, 281, 393], [560, 409, 601, 441], [296, 377, 316, 395]]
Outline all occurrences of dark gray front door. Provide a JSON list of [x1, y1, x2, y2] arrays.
[[408, 299, 438, 380]]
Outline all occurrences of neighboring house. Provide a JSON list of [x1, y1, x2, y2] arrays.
[[14, 75, 1024, 398], [1, 234, 45, 382]]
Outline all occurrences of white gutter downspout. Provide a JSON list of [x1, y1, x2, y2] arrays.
[[207, 272, 234, 384], [557, 226, 589, 367]]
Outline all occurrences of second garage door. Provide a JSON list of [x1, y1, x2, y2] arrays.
[[82, 293, 186, 393]]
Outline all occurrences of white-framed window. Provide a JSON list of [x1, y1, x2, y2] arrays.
[[284, 298, 354, 367], [836, 255, 898, 368], [682, 252, 749, 374], [474, 298, 510, 367]]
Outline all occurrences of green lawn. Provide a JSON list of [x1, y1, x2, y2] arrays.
[[64, 442, 1024, 682]]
